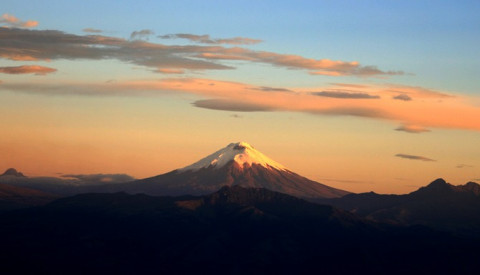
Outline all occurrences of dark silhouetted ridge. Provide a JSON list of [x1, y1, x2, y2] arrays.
[[1, 168, 26, 177], [321, 178, 480, 236], [0, 183, 58, 211], [464, 182, 480, 195], [206, 185, 304, 205], [1, 185, 479, 274], [428, 178, 447, 186]]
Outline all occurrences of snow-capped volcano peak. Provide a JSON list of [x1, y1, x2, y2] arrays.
[[178, 142, 287, 172], [108, 141, 350, 199]]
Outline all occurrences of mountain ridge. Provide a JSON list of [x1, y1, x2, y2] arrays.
[[320, 178, 480, 236], [0, 182, 58, 211]]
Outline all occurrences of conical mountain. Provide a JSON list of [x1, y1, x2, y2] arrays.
[[106, 142, 350, 199]]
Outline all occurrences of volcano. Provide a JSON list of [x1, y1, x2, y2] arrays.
[[103, 142, 350, 199]]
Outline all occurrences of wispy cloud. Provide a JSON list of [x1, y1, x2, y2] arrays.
[[209, 51, 404, 77], [0, 26, 477, 132], [386, 85, 453, 99], [395, 124, 430, 133], [130, 29, 154, 40], [393, 94, 412, 101], [0, 65, 57, 75], [159, 33, 262, 45], [330, 83, 369, 88], [2, 78, 480, 131], [310, 65, 403, 77], [456, 164, 473, 168], [0, 13, 38, 28], [82, 28, 102, 33], [156, 68, 185, 74], [251, 86, 294, 93], [310, 107, 390, 118], [395, 154, 436, 162], [311, 90, 380, 99], [0, 28, 231, 69], [0, 28, 402, 77], [193, 99, 272, 112]]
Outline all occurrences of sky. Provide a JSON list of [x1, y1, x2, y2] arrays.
[[1, 0, 479, 194]]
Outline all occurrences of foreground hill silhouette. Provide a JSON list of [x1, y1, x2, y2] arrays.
[[1, 186, 479, 274], [0, 183, 57, 211], [320, 178, 480, 236]]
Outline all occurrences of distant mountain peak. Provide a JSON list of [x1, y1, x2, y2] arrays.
[[431, 178, 447, 184], [465, 181, 479, 188], [426, 178, 449, 188], [464, 181, 480, 195], [1, 168, 26, 178], [178, 142, 287, 172], [410, 178, 452, 196], [413, 178, 480, 197]]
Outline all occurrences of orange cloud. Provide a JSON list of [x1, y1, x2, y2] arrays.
[[197, 49, 403, 77], [152, 79, 480, 131], [0, 53, 40, 61], [310, 71, 346, 76], [0, 65, 57, 75], [0, 28, 402, 77], [2, 78, 479, 132], [195, 53, 255, 61], [330, 83, 369, 89], [156, 68, 185, 74], [383, 84, 453, 99], [392, 94, 412, 101], [0, 13, 38, 28], [193, 99, 272, 112], [395, 124, 430, 133], [311, 90, 380, 99]]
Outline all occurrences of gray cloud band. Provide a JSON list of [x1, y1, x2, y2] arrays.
[[0, 28, 404, 77]]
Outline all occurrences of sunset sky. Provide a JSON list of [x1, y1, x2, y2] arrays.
[[1, 1, 479, 193]]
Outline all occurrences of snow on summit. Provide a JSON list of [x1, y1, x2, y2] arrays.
[[179, 142, 287, 172]]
